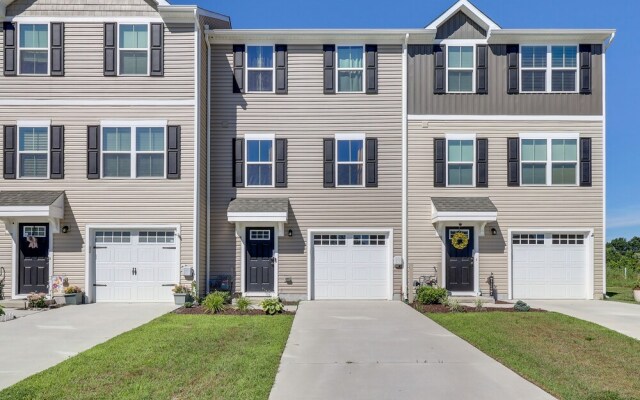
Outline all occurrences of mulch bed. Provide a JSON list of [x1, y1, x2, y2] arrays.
[[173, 305, 294, 316], [414, 303, 546, 314]]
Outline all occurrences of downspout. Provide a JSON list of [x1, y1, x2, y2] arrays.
[[206, 30, 212, 294], [401, 33, 409, 302], [193, 9, 201, 291], [602, 32, 614, 298]]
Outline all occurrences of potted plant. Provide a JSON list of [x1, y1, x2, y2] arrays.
[[62, 286, 83, 305], [633, 279, 640, 303], [172, 284, 193, 305]]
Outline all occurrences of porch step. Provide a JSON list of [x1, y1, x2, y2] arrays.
[[0, 299, 28, 309], [447, 296, 495, 304]]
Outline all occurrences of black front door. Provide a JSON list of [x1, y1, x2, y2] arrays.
[[19, 223, 50, 295], [446, 227, 474, 292], [246, 228, 275, 293]]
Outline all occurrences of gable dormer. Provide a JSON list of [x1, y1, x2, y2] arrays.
[[426, 0, 500, 40]]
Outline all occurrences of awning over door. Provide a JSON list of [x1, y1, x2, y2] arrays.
[[0, 191, 65, 232], [227, 197, 289, 235], [431, 197, 497, 235]]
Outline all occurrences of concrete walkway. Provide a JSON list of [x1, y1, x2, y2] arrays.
[[270, 301, 554, 400], [0, 303, 176, 390], [526, 300, 640, 340]]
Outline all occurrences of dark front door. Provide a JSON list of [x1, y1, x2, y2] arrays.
[[18, 223, 50, 295], [446, 227, 474, 292], [246, 228, 275, 293]]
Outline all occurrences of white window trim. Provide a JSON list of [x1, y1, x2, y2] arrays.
[[519, 132, 580, 187], [17, 22, 50, 76], [335, 44, 366, 94], [100, 121, 168, 180], [445, 133, 476, 187], [244, 133, 275, 188], [117, 22, 151, 77], [245, 44, 275, 94], [335, 133, 366, 188], [520, 44, 579, 94], [446, 43, 475, 93], [16, 121, 50, 180]]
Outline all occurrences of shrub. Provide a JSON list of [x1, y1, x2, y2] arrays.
[[633, 279, 640, 290], [474, 297, 484, 311], [27, 292, 47, 308], [416, 286, 448, 305], [514, 300, 531, 312], [64, 286, 82, 294], [184, 302, 193, 309], [0, 304, 4, 316], [446, 299, 465, 313], [202, 291, 229, 314], [172, 284, 188, 294], [236, 297, 251, 313], [260, 297, 284, 315]]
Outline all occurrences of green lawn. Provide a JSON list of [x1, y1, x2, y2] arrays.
[[607, 268, 638, 304], [429, 312, 640, 400], [0, 314, 293, 400]]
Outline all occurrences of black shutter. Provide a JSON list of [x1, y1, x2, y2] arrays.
[[476, 45, 488, 94], [433, 45, 446, 94], [365, 138, 378, 187], [3, 22, 16, 76], [50, 125, 64, 179], [580, 138, 592, 187], [275, 44, 287, 94], [323, 45, 335, 94], [365, 44, 378, 94], [150, 23, 164, 76], [323, 138, 335, 187], [87, 125, 100, 179], [167, 125, 181, 179], [434, 138, 445, 187], [50, 23, 64, 76], [476, 138, 488, 187], [507, 44, 519, 94], [232, 138, 244, 187], [232, 44, 245, 93], [579, 44, 592, 95], [507, 138, 519, 186], [104, 23, 117, 76], [275, 138, 287, 187], [3, 125, 17, 179]]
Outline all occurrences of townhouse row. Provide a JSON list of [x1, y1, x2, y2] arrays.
[[0, 0, 614, 303]]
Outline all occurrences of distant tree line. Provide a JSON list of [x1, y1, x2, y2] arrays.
[[607, 237, 640, 273]]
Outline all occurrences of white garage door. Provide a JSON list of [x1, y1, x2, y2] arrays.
[[94, 230, 178, 302], [512, 233, 588, 299], [312, 233, 390, 300]]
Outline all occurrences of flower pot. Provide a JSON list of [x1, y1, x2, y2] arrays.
[[63, 293, 83, 305], [633, 289, 640, 303], [173, 293, 193, 305]]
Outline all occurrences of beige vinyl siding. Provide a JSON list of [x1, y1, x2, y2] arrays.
[[0, 105, 195, 299], [209, 44, 403, 299], [0, 22, 194, 99], [7, 0, 160, 17], [407, 120, 604, 300]]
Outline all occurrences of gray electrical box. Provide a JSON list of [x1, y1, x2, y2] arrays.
[[181, 265, 194, 277], [393, 256, 403, 268]]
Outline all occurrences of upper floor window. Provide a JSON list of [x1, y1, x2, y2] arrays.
[[447, 139, 474, 186], [18, 126, 49, 178], [102, 125, 165, 178], [119, 24, 149, 75], [447, 46, 474, 93], [19, 24, 49, 75], [245, 134, 274, 186], [337, 46, 364, 93], [521, 45, 578, 93], [521, 137, 578, 186], [246, 45, 274, 92], [336, 135, 364, 186]]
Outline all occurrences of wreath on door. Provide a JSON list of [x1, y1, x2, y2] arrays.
[[451, 231, 469, 250]]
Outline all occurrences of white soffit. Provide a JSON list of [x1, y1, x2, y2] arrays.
[[489, 29, 616, 45]]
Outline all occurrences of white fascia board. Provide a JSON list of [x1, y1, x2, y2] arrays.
[[488, 29, 616, 45], [227, 212, 288, 223], [209, 29, 435, 45], [0, 193, 65, 219], [431, 211, 497, 223], [408, 115, 604, 122], [425, 0, 501, 31]]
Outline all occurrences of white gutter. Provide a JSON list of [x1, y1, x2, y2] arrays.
[[401, 33, 409, 302], [602, 32, 614, 298], [193, 8, 201, 291], [206, 25, 212, 294]]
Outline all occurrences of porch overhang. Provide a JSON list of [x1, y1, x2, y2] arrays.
[[0, 191, 65, 233], [227, 198, 289, 234], [431, 197, 497, 236]]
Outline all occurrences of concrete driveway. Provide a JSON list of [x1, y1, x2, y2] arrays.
[[270, 301, 554, 400], [0, 303, 176, 390], [526, 300, 640, 340]]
